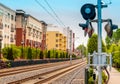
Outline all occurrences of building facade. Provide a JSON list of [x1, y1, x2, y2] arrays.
[[0, 3, 16, 48], [65, 27, 75, 53], [46, 31, 67, 51], [16, 10, 47, 50]]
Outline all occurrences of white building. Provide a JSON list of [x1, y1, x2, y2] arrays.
[[0, 3, 16, 48]]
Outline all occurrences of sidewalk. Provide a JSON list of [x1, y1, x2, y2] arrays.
[[108, 67, 120, 84]]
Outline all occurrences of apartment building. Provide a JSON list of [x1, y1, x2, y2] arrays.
[[65, 27, 75, 53], [0, 3, 16, 48], [16, 10, 47, 50], [46, 31, 67, 51]]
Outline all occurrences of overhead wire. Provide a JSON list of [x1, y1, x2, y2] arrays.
[[44, 0, 66, 28], [35, 0, 65, 27]]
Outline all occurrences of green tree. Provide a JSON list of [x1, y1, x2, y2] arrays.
[[39, 50, 44, 59], [2, 46, 21, 60], [66, 52, 69, 58], [32, 48, 36, 59], [47, 50, 50, 58], [87, 34, 106, 54], [77, 44, 87, 56], [27, 47, 32, 60], [7, 48, 14, 60], [105, 29, 120, 49], [105, 36, 111, 49], [55, 51, 58, 58], [12, 46, 21, 59], [109, 44, 120, 68], [60, 53, 63, 58], [114, 29, 120, 43]]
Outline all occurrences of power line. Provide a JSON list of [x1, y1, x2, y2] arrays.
[[35, 0, 65, 27], [44, 0, 66, 27]]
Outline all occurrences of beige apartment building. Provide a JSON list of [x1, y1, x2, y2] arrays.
[[46, 31, 67, 51], [0, 3, 16, 48], [16, 10, 47, 50]]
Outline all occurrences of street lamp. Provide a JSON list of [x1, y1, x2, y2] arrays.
[[21, 41, 24, 59], [0, 36, 2, 59]]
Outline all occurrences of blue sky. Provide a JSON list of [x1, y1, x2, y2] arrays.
[[0, 0, 120, 47]]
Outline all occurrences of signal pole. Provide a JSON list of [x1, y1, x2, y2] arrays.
[[97, 0, 102, 84]]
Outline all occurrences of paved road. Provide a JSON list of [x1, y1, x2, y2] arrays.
[[108, 67, 120, 84]]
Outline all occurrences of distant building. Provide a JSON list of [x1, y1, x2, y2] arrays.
[[46, 24, 75, 52], [16, 10, 47, 50], [0, 3, 16, 48], [65, 27, 75, 53], [46, 31, 67, 51]]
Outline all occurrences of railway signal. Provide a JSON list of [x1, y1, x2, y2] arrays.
[[104, 19, 118, 38], [79, 3, 96, 38], [79, 1, 118, 84], [79, 22, 88, 37], [81, 3, 96, 20], [79, 20, 94, 38]]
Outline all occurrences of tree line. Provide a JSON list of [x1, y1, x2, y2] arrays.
[[2, 45, 76, 61]]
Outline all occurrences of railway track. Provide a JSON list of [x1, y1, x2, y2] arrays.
[[0, 60, 76, 77], [8, 60, 86, 84]]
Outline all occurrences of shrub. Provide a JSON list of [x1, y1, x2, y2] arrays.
[[102, 71, 107, 83], [12, 46, 21, 59], [6, 48, 14, 60], [55, 51, 58, 58], [88, 77, 94, 84], [47, 50, 50, 58], [39, 50, 44, 59], [2, 46, 21, 60], [27, 47, 32, 60]]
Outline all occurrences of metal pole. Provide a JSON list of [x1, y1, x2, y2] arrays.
[[97, 0, 102, 84]]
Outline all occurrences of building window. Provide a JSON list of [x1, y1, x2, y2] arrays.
[[15, 16, 16, 21], [59, 39, 62, 42], [5, 24, 7, 27], [56, 39, 58, 42], [56, 44, 58, 47], [28, 28, 31, 36], [11, 24, 14, 32], [56, 33, 58, 37], [4, 35, 6, 38], [10, 37, 14, 42], [11, 15, 14, 20], [8, 13, 10, 18]]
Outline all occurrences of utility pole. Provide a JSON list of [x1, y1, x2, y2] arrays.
[[97, 0, 102, 84]]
